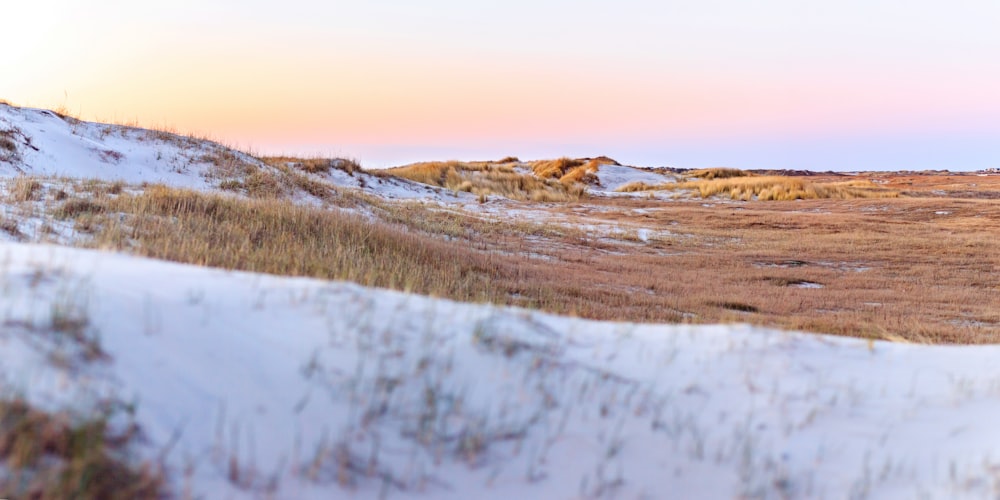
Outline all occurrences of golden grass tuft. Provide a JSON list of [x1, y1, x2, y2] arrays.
[[386, 161, 471, 188], [387, 160, 585, 202], [531, 158, 585, 179], [556, 159, 601, 185], [615, 181, 667, 193], [9, 176, 42, 202], [688, 167, 754, 180], [243, 170, 287, 199], [541, 157, 619, 185]]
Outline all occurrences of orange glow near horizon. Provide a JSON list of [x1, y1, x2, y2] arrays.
[[34, 66, 993, 154], [4, 1, 999, 168]]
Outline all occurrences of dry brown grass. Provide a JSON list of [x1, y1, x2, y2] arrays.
[[201, 149, 260, 182], [530, 157, 617, 185], [858, 171, 1000, 199], [243, 170, 287, 199], [538, 195, 1000, 343], [387, 160, 586, 202], [387, 160, 472, 187], [199, 150, 315, 199], [0, 398, 165, 499], [531, 158, 585, 179], [9, 176, 42, 202], [1, 127, 21, 164], [55, 198, 106, 219], [22, 171, 1000, 344], [57, 186, 654, 318], [621, 175, 899, 200], [688, 167, 754, 180], [263, 156, 333, 174], [0, 216, 20, 237], [262, 156, 362, 176], [558, 159, 600, 185], [84, 186, 512, 297], [615, 181, 665, 193], [0, 135, 16, 154]]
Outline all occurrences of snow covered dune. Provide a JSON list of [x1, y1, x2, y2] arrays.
[[0, 102, 464, 202], [0, 102, 262, 188], [2, 243, 1000, 498]]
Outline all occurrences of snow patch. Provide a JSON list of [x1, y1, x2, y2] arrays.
[[2, 243, 1000, 498], [591, 164, 676, 193]]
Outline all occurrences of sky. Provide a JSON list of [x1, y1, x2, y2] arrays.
[[3, 1, 998, 170]]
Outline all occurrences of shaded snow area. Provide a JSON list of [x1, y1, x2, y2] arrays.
[[2, 243, 1000, 498], [591, 165, 676, 193]]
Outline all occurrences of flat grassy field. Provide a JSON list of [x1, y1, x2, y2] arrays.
[[7, 169, 993, 344]]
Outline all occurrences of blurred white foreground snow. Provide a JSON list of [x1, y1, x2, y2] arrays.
[[2, 243, 1000, 499]]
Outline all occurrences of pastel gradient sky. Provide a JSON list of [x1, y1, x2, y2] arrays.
[[3, 1, 998, 169]]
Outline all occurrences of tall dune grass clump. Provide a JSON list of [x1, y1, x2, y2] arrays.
[[531, 157, 615, 185], [387, 161, 476, 188], [9, 176, 42, 202], [531, 158, 585, 179], [387, 160, 585, 202]]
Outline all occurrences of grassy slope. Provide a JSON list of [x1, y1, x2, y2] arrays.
[[2, 175, 990, 344]]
